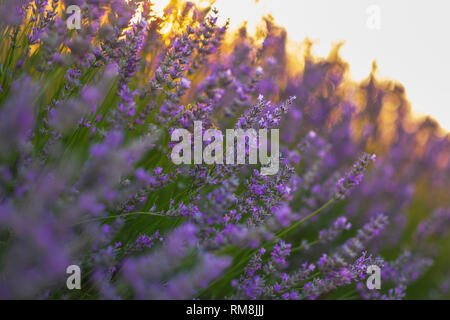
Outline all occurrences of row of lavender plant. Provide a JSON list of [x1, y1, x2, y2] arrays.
[[0, 0, 449, 299]]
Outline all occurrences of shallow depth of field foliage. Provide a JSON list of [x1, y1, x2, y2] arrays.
[[0, 0, 450, 300]]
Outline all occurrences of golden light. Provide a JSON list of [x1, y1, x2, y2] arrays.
[[211, 0, 450, 132], [125, 0, 171, 27], [129, 2, 144, 25], [119, 0, 450, 131], [151, 0, 172, 14]]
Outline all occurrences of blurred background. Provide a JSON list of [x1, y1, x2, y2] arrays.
[[163, 0, 450, 131]]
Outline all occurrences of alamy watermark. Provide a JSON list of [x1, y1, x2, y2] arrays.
[[170, 121, 280, 176], [66, 5, 81, 30], [366, 265, 381, 290], [366, 4, 381, 30], [66, 265, 81, 290]]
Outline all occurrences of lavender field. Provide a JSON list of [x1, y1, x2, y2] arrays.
[[0, 0, 449, 300]]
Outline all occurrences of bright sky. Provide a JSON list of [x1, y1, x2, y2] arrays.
[[210, 0, 450, 131]]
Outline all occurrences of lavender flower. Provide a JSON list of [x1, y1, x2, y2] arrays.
[[335, 153, 376, 200]]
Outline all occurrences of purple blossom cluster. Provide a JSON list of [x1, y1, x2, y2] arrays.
[[0, 0, 449, 300]]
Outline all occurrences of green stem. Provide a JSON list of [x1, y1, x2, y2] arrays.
[[277, 199, 335, 238], [291, 240, 319, 253], [73, 211, 169, 226]]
